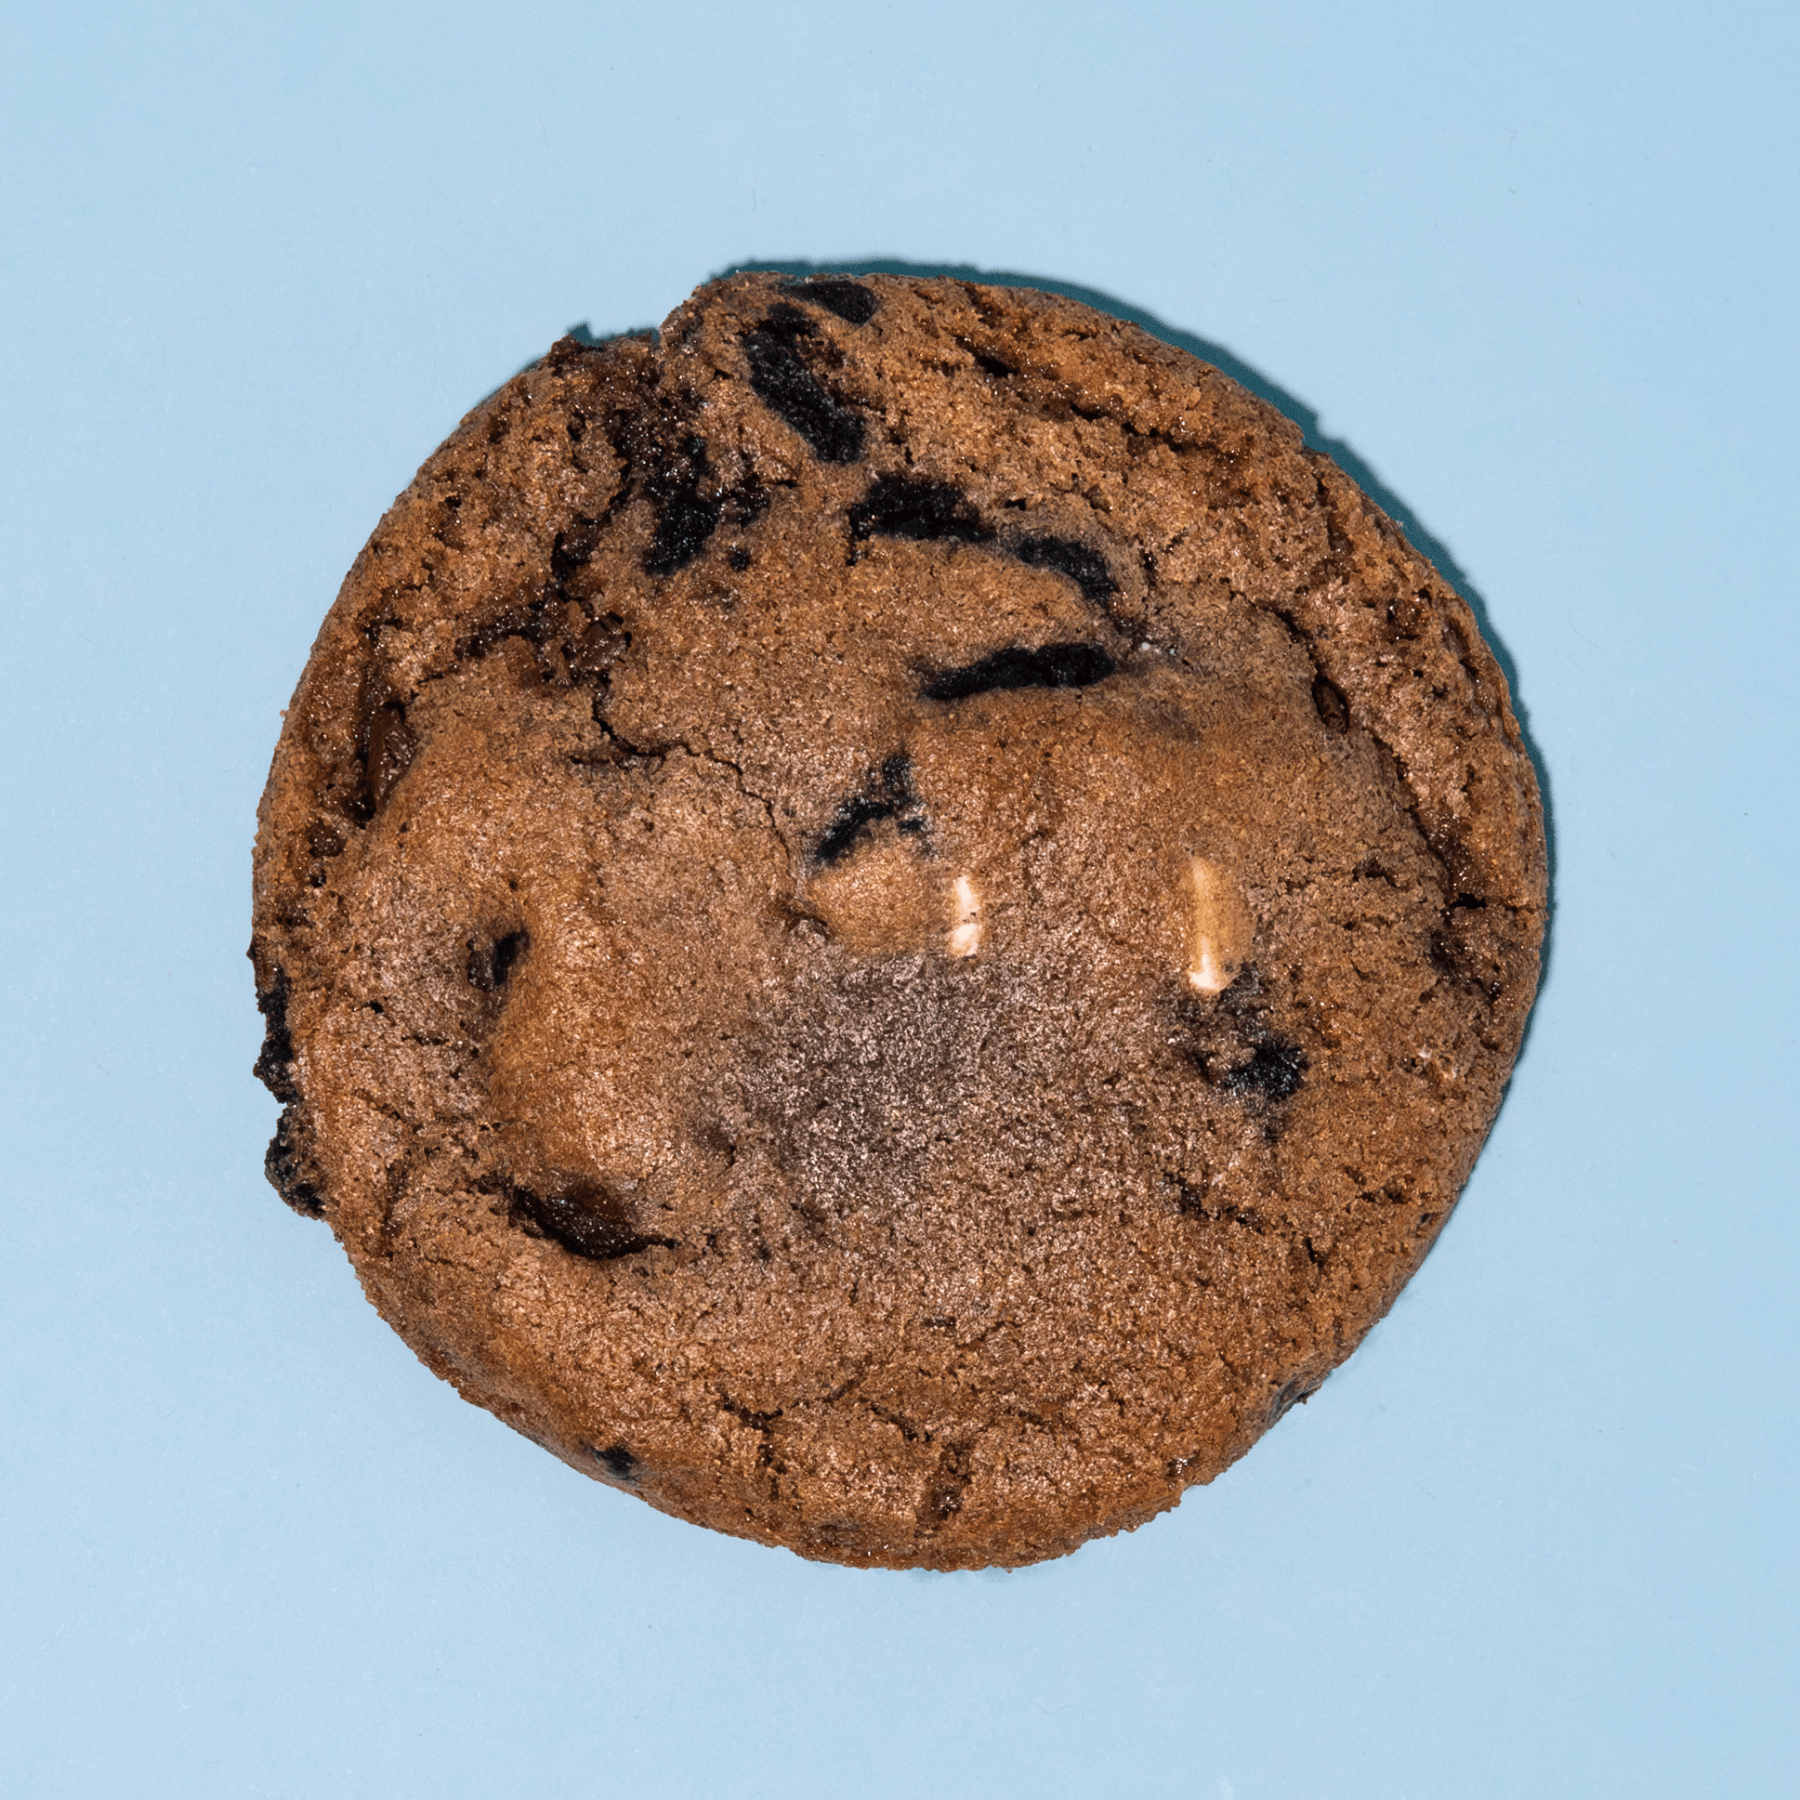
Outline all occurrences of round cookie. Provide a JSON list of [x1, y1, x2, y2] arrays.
[[251, 273, 1546, 1569]]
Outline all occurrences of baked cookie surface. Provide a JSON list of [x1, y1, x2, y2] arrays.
[[252, 273, 1546, 1568]]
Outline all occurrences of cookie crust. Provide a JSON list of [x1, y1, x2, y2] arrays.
[[252, 274, 1546, 1568]]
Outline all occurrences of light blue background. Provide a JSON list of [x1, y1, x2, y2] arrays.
[[3, 3, 1794, 1795]]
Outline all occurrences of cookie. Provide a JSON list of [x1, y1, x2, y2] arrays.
[[251, 273, 1546, 1569]]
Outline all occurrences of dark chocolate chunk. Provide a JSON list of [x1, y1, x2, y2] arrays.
[[921, 642, 1114, 702], [264, 1106, 325, 1219], [1010, 535, 1117, 607], [1170, 973, 1308, 1106], [365, 701, 416, 810], [467, 928, 530, 992], [814, 754, 925, 866], [645, 437, 723, 576], [1219, 1039, 1308, 1102], [551, 515, 602, 583], [647, 485, 722, 575], [742, 307, 865, 463], [252, 966, 297, 1103], [778, 278, 878, 325], [492, 929, 529, 984], [459, 592, 562, 662], [339, 682, 421, 826], [847, 475, 991, 546], [565, 613, 630, 685], [1311, 671, 1350, 733], [594, 1444, 639, 1481], [509, 1180, 673, 1261]]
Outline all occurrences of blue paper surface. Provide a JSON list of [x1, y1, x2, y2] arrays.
[[3, 3, 1795, 1794]]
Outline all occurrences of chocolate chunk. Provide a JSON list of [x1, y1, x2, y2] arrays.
[[1171, 977, 1308, 1106], [264, 1106, 325, 1219], [778, 278, 878, 325], [742, 307, 865, 462], [467, 928, 530, 992], [252, 966, 297, 1104], [921, 643, 1114, 702], [645, 437, 724, 576], [847, 475, 991, 545], [365, 702, 416, 810], [551, 516, 602, 583], [813, 754, 925, 866], [647, 485, 722, 575], [1219, 1039, 1308, 1101], [565, 613, 630, 685], [509, 1180, 673, 1261], [1311, 671, 1350, 733], [594, 1444, 639, 1481], [1010, 535, 1117, 607]]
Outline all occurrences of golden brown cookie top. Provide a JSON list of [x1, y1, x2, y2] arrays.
[[252, 274, 1545, 1568]]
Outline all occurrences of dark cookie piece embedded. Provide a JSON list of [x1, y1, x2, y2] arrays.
[[742, 305, 865, 463], [814, 754, 927, 866], [467, 928, 529, 992], [565, 613, 630, 686], [848, 475, 991, 546], [458, 591, 564, 663], [1171, 974, 1309, 1106], [1010, 535, 1117, 609], [1218, 1039, 1308, 1101], [264, 1107, 325, 1219], [921, 642, 1115, 702], [1312, 671, 1350, 733], [593, 1444, 640, 1481], [778, 277, 879, 325], [645, 437, 723, 576], [509, 1180, 674, 1261], [338, 694, 417, 825], [252, 966, 297, 1104], [551, 515, 602, 583]]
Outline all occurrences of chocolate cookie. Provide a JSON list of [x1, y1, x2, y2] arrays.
[[251, 273, 1546, 1569]]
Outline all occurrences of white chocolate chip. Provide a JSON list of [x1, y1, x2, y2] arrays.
[[1186, 857, 1253, 994], [947, 874, 983, 958]]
